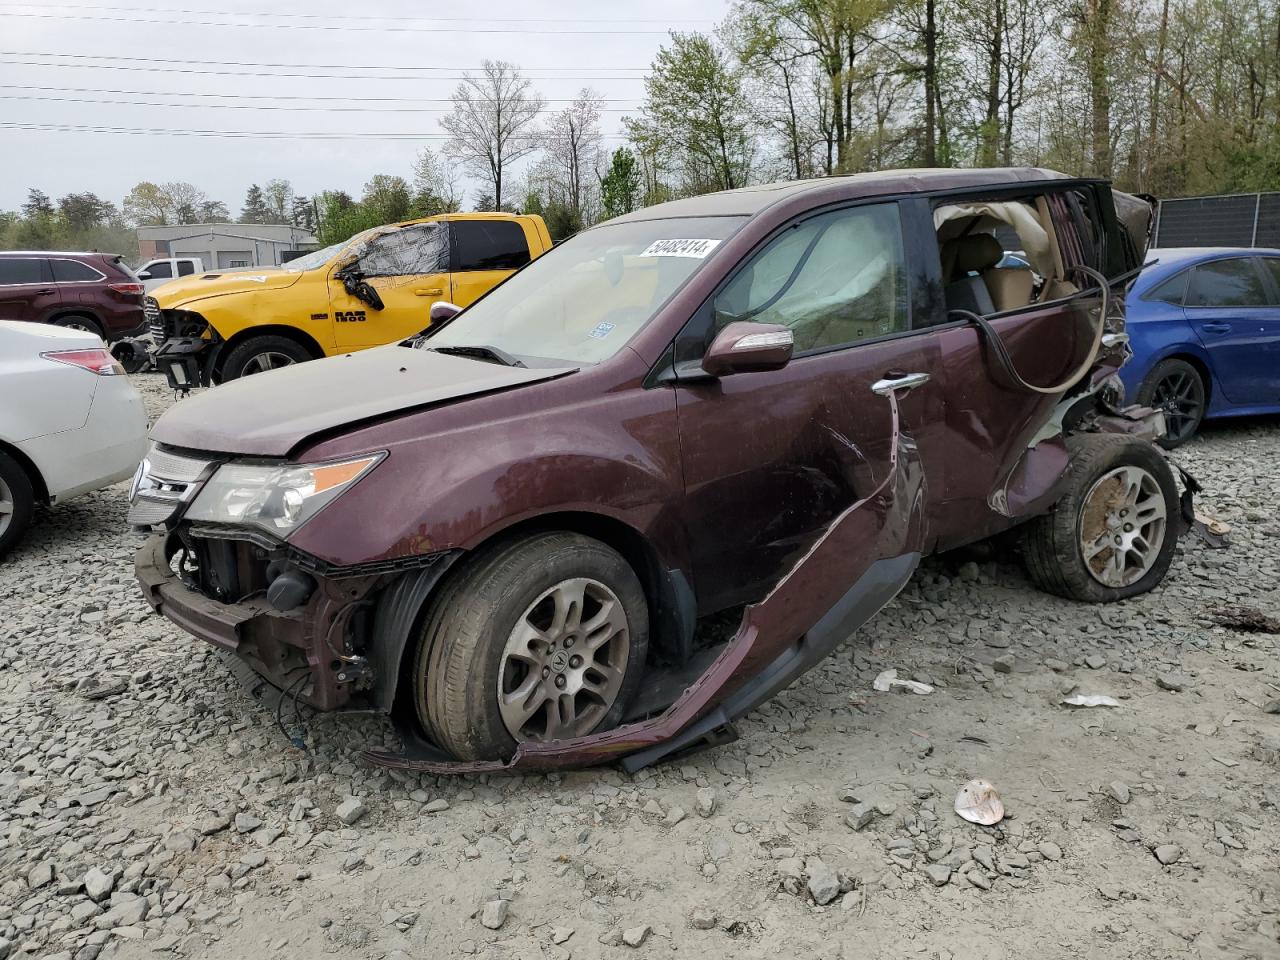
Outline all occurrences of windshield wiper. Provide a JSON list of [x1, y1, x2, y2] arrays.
[[428, 344, 526, 368]]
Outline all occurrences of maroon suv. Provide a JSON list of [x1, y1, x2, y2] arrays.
[[0, 251, 146, 342], [130, 167, 1176, 773]]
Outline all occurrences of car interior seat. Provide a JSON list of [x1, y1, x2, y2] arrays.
[[942, 233, 1037, 317]]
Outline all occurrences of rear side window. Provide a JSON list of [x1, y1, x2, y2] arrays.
[[453, 220, 531, 271], [1261, 258, 1280, 300], [1186, 258, 1268, 307], [0, 258, 47, 284], [1144, 270, 1188, 305], [178, 261, 196, 276], [51, 259, 104, 282], [147, 262, 173, 279]]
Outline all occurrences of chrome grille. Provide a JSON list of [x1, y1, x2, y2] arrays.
[[144, 297, 163, 338], [126, 445, 218, 528]]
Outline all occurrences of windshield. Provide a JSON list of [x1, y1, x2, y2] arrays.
[[424, 216, 747, 364]]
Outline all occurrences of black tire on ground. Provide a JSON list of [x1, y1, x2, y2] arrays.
[[414, 532, 649, 761], [1136, 357, 1206, 449], [0, 451, 36, 562], [52, 315, 104, 339], [220, 335, 313, 381], [1021, 434, 1179, 603]]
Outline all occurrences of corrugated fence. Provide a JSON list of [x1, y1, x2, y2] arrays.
[[1154, 192, 1280, 249]]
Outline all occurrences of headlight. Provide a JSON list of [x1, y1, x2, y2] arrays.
[[185, 454, 383, 536]]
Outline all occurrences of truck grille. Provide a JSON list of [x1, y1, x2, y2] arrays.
[[144, 297, 163, 337], [127, 445, 219, 528]]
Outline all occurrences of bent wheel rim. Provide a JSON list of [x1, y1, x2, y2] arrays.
[[1078, 465, 1167, 588], [1152, 371, 1202, 442], [0, 475, 13, 537], [497, 577, 630, 742], [242, 352, 296, 375]]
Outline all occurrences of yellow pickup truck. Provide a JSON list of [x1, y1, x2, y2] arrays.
[[147, 212, 552, 385]]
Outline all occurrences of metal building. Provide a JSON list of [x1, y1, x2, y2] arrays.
[[135, 223, 318, 269]]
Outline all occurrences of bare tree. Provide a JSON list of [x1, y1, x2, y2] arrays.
[[538, 89, 605, 225], [441, 60, 545, 210]]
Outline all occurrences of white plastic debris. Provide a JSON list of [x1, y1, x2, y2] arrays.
[[954, 779, 1005, 825], [1060, 694, 1121, 708], [872, 669, 933, 695]]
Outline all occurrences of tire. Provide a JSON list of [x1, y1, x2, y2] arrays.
[[414, 532, 649, 761], [52, 315, 104, 339], [0, 451, 35, 562], [220, 336, 312, 380], [1021, 434, 1179, 603], [1136, 358, 1205, 449]]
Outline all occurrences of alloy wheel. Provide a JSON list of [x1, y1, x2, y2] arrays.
[[1151, 370, 1203, 443], [496, 577, 630, 742], [242, 352, 297, 375], [1078, 465, 1168, 588], [0, 474, 12, 537]]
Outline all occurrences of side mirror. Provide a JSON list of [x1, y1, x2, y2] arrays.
[[701, 321, 793, 377], [136, 270, 152, 280], [430, 301, 462, 323]]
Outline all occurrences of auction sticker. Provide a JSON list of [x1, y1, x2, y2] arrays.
[[589, 321, 616, 339], [638, 238, 722, 258]]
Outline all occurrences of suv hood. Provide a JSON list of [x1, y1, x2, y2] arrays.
[[149, 345, 574, 457], [153, 268, 303, 309]]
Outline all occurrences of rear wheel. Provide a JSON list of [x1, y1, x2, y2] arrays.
[[1138, 358, 1205, 449], [221, 336, 312, 380], [53, 315, 104, 339], [0, 452, 35, 561], [1022, 435, 1179, 603], [414, 532, 649, 761]]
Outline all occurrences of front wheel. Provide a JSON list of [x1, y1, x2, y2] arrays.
[[414, 532, 649, 761], [1022, 435, 1179, 603], [220, 335, 312, 380]]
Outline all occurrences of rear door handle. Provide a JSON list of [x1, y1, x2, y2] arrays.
[[871, 371, 930, 396], [415, 287, 444, 297], [1200, 321, 1232, 334], [35, 288, 55, 295]]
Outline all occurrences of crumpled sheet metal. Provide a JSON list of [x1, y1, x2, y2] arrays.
[[362, 389, 926, 775]]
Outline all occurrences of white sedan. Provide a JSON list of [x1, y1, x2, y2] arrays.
[[0, 320, 148, 558]]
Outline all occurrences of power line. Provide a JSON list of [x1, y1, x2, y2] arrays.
[[0, 121, 631, 141], [0, 2, 707, 25], [1, 93, 640, 113], [0, 58, 649, 82], [0, 84, 643, 104], [0, 51, 651, 72], [3, 10, 678, 34]]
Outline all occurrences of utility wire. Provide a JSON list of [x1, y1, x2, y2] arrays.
[[0, 2, 708, 25], [3, 10, 678, 33], [0, 83, 643, 104], [0, 50, 651, 72], [0, 120, 630, 140], [0, 93, 639, 113]]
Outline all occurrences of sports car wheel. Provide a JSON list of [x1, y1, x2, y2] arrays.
[[413, 532, 649, 761], [1138, 358, 1205, 449], [1022, 434, 1179, 603]]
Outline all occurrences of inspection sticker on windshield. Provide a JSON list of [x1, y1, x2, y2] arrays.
[[589, 321, 616, 339], [639, 238, 721, 259]]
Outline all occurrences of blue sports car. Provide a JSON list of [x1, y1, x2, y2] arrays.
[[1120, 247, 1280, 447]]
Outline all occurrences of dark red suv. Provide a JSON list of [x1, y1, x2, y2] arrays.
[[130, 167, 1179, 774], [0, 251, 147, 343]]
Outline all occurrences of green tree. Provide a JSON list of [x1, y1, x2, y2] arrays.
[[599, 148, 642, 219], [411, 147, 463, 215], [123, 182, 173, 225], [240, 184, 272, 224], [58, 192, 113, 232], [22, 189, 54, 220], [361, 174, 412, 224], [262, 179, 295, 223]]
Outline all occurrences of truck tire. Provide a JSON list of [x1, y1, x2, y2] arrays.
[[0, 451, 35, 562], [1021, 434, 1179, 603], [220, 336, 312, 380], [413, 532, 649, 761]]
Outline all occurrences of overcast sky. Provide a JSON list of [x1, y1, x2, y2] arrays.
[[0, 0, 732, 214]]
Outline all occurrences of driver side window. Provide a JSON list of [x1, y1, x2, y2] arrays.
[[358, 223, 448, 278], [713, 203, 908, 354]]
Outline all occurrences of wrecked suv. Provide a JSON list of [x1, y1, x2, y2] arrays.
[[130, 167, 1175, 773]]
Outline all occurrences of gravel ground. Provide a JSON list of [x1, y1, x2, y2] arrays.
[[2, 371, 1279, 960]]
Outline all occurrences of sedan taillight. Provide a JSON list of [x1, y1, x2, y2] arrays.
[[41, 349, 125, 376], [108, 282, 145, 296]]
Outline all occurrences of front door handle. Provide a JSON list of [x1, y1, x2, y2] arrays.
[[871, 371, 930, 396], [1200, 321, 1232, 334], [414, 287, 444, 297], [35, 288, 55, 295]]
